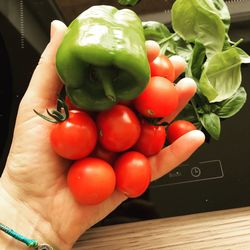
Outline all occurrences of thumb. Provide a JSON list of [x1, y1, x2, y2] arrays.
[[23, 20, 67, 108]]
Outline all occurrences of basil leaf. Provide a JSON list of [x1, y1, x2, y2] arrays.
[[235, 47, 250, 64], [199, 47, 242, 103], [199, 0, 230, 32], [172, 35, 193, 61], [200, 113, 221, 140], [117, 0, 141, 6], [175, 104, 198, 123], [172, 0, 225, 58], [216, 87, 247, 118], [160, 34, 193, 60], [160, 36, 177, 56], [142, 21, 193, 60], [187, 42, 206, 79], [142, 21, 172, 42], [212, 0, 230, 32]]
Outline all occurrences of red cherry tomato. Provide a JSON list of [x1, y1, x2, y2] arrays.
[[167, 120, 197, 144], [96, 105, 141, 152], [114, 151, 151, 198], [145, 40, 161, 62], [169, 55, 187, 80], [50, 110, 97, 160], [133, 120, 166, 157], [91, 144, 118, 165], [67, 157, 116, 205], [134, 76, 179, 118], [150, 55, 175, 82]]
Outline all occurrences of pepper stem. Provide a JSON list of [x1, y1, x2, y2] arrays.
[[95, 67, 116, 102]]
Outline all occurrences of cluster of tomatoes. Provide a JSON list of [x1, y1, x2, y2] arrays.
[[48, 41, 196, 206]]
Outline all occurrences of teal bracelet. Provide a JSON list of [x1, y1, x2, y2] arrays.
[[0, 222, 53, 249]]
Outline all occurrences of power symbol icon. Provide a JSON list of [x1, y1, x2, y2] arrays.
[[191, 167, 201, 178]]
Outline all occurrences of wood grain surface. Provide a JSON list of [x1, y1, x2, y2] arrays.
[[73, 206, 250, 250]]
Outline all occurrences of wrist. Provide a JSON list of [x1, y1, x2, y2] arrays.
[[0, 181, 70, 250]]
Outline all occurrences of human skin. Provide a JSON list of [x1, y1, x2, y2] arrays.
[[0, 20, 205, 249]]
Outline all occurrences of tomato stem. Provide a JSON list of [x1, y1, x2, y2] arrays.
[[34, 95, 69, 123]]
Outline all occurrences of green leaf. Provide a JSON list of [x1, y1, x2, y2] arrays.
[[199, 0, 230, 32], [117, 0, 141, 6], [160, 40, 176, 56], [199, 47, 242, 103], [200, 113, 221, 140], [216, 87, 247, 118], [187, 42, 206, 79], [171, 35, 193, 61], [142, 21, 172, 42], [172, 0, 225, 58], [235, 47, 250, 64], [223, 38, 231, 51], [142, 21, 192, 60], [160, 34, 193, 60], [175, 104, 198, 123]]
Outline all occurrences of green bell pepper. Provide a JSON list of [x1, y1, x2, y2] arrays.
[[56, 5, 150, 111]]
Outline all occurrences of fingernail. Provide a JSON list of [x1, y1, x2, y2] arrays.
[[178, 77, 197, 87], [50, 20, 67, 42], [50, 20, 57, 40], [50, 20, 62, 40], [189, 130, 206, 143]]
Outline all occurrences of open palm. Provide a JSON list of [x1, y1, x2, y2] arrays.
[[0, 21, 204, 249]]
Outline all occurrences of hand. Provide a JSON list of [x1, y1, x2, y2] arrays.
[[0, 21, 205, 249]]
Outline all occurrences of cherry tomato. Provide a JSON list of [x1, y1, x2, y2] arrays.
[[145, 40, 160, 62], [169, 55, 187, 80], [50, 110, 97, 160], [96, 105, 141, 152], [91, 144, 118, 165], [133, 120, 166, 157], [150, 55, 175, 82], [134, 76, 179, 118], [67, 157, 116, 205], [114, 151, 151, 198], [167, 120, 197, 144]]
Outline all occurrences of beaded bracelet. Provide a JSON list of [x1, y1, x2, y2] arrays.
[[0, 222, 53, 249]]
